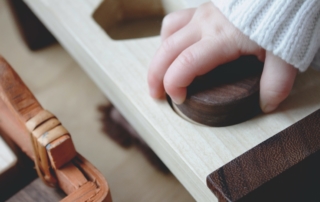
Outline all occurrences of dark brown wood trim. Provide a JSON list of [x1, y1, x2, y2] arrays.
[[207, 109, 320, 201]]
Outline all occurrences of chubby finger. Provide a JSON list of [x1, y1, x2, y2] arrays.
[[164, 37, 239, 104], [161, 8, 196, 41], [260, 52, 298, 113], [148, 26, 200, 99]]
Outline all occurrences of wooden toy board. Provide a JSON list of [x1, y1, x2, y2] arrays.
[[24, 0, 320, 201]]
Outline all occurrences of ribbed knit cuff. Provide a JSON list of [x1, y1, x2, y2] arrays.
[[211, 0, 320, 71]]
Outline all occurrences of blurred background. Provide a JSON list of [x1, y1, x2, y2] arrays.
[[0, 0, 194, 201]]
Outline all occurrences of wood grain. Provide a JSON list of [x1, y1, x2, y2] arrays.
[[22, 0, 320, 200], [0, 6, 194, 201], [207, 109, 320, 202], [0, 56, 41, 159], [174, 56, 263, 127]]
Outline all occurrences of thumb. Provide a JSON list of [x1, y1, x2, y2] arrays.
[[260, 52, 298, 113]]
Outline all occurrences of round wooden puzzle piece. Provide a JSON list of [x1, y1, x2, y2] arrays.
[[173, 56, 264, 127]]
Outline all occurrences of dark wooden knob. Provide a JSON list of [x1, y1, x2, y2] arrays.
[[173, 56, 264, 127]]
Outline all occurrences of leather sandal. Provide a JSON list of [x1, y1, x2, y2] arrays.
[[0, 56, 111, 202]]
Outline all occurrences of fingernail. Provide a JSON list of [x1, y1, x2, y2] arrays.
[[171, 96, 185, 105], [263, 104, 277, 113]]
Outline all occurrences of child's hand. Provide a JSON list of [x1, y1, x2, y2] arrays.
[[148, 2, 297, 113]]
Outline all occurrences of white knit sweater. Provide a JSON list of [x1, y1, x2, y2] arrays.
[[211, 0, 320, 71]]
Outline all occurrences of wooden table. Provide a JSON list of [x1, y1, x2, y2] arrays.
[[24, 0, 320, 201]]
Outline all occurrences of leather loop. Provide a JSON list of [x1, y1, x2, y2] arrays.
[[26, 109, 68, 187], [38, 125, 68, 146], [0, 56, 111, 201], [33, 118, 60, 138], [26, 110, 55, 131], [29, 129, 57, 187]]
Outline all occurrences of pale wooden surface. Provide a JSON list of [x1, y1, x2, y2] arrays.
[[0, 137, 16, 175], [22, 0, 320, 201], [0, 1, 194, 201]]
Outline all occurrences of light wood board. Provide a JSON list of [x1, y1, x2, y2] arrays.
[[0, 1, 193, 201], [24, 0, 320, 201]]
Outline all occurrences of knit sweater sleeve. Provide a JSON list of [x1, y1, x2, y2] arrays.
[[211, 0, 320, 72]]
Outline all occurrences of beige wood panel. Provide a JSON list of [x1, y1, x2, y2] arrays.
[[0, 1, 194, 201], [23, 0, 320, 201]]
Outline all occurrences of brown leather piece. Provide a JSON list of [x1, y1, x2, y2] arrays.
[[26, 109, 77, 183], [60, 182, 97, 202], [0, 56, 40, 159], [61, 155, 112, 202], [0, 56, 111, 201], [55, 161, 87, 195], [207, 109, 320, 201], [30, 118, 59, 138], [26, 110, 55, 131], [48, 136, 77, 169]]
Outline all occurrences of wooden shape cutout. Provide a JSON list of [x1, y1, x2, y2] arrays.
[[207, 109, 320, 201], [93, 0, 164, 40], [174, 56, 263, 127]]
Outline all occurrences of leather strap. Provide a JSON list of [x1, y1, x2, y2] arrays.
[[26, 109, 70, 187], [0, 56, 111, 201], [26, 110, 55, 131]]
